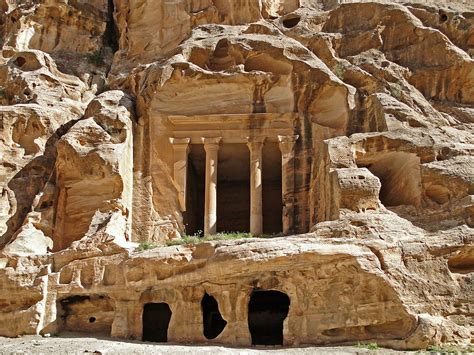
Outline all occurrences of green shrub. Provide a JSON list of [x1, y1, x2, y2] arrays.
[[426, 344, 466, 354], [167, 236, 201, 246], [136, 242, 158, 251], [138, 231, 281, 249], [390, 83, 403, 99], [356, 342, 379, 350], [333, 63, 345, 80], [0, 87, 5, 98], [205, 232, 253, 241], [166, 231, 254, 246]]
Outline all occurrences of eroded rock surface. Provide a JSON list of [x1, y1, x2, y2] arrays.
[[0, 0, 472, 351]]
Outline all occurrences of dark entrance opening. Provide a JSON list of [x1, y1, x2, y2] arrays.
[[202, 293, 227, 339], [217, 144, 250, 233], [142, 303, 172, 342], [184, 142, 282, 236], [248, 290, 290, 345], [282, 15, 301, 29], [263, 142, 283, 234], [184, 145, 206, 236]]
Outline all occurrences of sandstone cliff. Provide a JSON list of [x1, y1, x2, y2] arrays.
[[0, 0, 472, 350]]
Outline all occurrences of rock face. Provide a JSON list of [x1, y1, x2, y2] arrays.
[[0, 0, 473, 350]]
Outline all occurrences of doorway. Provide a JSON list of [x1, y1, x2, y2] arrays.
[[184, 145, 205, 236], [248, 290, 290, 345], [142, 303, 172, 342], [262, 142, 283, 234], [217, 144, 250, 233]]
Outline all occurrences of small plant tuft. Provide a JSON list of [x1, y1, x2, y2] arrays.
[[425, 344, 467, 354], [356, 342, 379, 350], [333, 63, 345, 80], [136, 242, 158, 251], [167, 235, 200, 246], [166, 231, 254, 246], [390, 82, 403, 99], [138, 232, 283, 249], [87, 51, 105, 66], [0, 87, 5, 98]]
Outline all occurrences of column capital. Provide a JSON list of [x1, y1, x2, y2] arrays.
[[202, 137, 222, 150], [246, 136, 266, 150], [169, 137, 191, 151], [169, 137, 191, 145], [278, 135, 299, 155]]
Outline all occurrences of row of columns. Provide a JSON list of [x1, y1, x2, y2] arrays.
[[170, 136, 298, 236]]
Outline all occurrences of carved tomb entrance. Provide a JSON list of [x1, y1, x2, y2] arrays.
[[142, 303, 172, 342], [169, 113, 297, 236], [248, 290, 290, 345]]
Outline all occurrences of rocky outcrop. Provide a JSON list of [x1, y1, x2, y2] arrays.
[[0, 0, 472, 351], [0, 49, 91, 255], [54, 91, 135, 251]]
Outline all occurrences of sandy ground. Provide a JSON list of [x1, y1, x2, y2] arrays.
[[0, 334, 409, 355]]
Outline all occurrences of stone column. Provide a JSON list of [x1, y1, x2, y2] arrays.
[[278, 135, 299, 235], [203, 137, 221, 236], [169, 137, 191, 211], [247, 137, 265, 235]]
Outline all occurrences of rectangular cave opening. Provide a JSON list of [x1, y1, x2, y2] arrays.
[[248, 290, 290, 345], [263, 142, 283, 235], [217, 143, 250, 233], [142, 303, 172, 342], [184, 144, 205, 236]]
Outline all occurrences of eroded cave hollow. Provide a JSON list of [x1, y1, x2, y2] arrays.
[[358, 152, 422, 208], [248, 290, 290, 345], [58, 295, 114, 335], [142, 303, 172, 342]]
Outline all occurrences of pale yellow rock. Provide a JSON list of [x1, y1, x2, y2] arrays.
[[0, 0, 472, 351]]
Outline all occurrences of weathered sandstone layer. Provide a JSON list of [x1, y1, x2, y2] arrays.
[[0, 0, 472, 350]]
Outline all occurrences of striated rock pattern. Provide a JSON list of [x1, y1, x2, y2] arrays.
[[0, 0, 473, 350]]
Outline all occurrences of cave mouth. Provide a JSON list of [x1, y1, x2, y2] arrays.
[[248, 290, 290, 346], [142, 303, 172, 343], [202, 293, 227, 339], [358, 152, 421, 208], [439, 12, 448, 23], [58, 295, 114, 335], [14, 56, 26, 68], [282, 15, 301, 29]]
